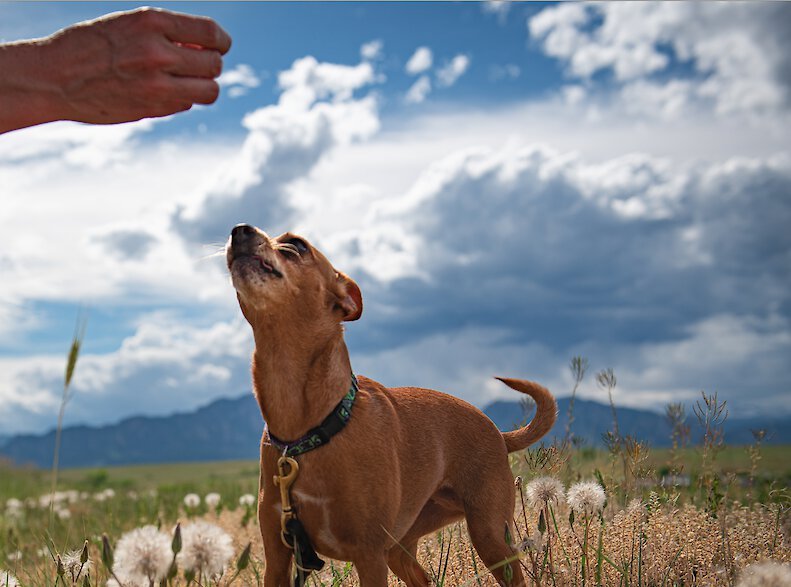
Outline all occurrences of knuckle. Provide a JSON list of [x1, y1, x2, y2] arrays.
[[133, 6, 166, 29]]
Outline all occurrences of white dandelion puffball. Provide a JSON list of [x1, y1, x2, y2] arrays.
[[525, 476, 565, 509], [567, 481, 606, 517], [183, 493, 200, 509], [62, 549, 91, 581], [239, 494, 256, 508], [736, 561, 791, 587], [178, 521, 235, 579], [0, 570, 19, 587], [113, 525, 172, 585], [204, 492, 221, 509]]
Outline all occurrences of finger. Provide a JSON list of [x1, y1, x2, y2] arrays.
[[168, 76, 221, 105], [168, 45, 223, 79], [159, 11, 232, 54]]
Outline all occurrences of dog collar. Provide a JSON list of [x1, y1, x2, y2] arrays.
[[267, 373, 358, 458]]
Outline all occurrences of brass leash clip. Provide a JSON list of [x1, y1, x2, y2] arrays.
[[273, 455, 300, 548]]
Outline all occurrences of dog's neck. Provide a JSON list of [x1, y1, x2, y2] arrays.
[[250, 319, 352, 442]]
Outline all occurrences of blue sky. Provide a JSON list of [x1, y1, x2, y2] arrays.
[[1, 2, 789, 436]]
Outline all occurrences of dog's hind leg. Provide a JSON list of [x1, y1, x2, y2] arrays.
[[387, 500, 464, 587], [465, 508, 525, 587]]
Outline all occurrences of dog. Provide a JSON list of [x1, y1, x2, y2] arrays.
[[226, 224, 557, 586]]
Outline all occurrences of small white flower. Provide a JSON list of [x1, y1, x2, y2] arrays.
[[567, 481, 606, 517], [524, 476, 565, 510], [239, 494, 256, 508], [113, 525, 172, 586], [62, 549, 91, 582], [57, 507, 72, 520], [4, 499, 22, 511], [6, 552, 21, 563], [178, 521, 234, 579], [0, 569, 19, 587], [205, 492, 221, 509], [183, 493, 200, 509], [736, 561, 791, 587]]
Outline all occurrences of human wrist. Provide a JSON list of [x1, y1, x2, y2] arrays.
[[0, 38, 71, 133]]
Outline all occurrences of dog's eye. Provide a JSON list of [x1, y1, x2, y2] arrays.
[[285, 238, 309, 254]]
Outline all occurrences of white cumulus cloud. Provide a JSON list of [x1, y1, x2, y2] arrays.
[[217, 63, 262, 98], [436, 54, 470, 88], [405, 46, 433, 75], [405, 75, 432, 105], [528, 2, 791, 119]]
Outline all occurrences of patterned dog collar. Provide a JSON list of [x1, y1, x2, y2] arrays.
[[267, 373, 358, 458]]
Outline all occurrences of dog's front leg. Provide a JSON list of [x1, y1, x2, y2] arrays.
[[354, 557, 389, 586], [260, 511, 293, 586]]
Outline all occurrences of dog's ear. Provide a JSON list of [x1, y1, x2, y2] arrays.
[[335, 272, 363, 322]]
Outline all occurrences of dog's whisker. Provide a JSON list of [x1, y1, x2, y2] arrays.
[[197, 249, 228, 262]]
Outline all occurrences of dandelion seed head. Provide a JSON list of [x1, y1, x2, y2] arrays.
[[736, 561, 791, 587], [62, 549, 91, 581], [183, 493, 200, 509], [525, 476, 565, 509], [239, 494, 255, 508], [113, 525, 172, 585], [205, 492, 221, 509], [0, 570, 19, 587], [178, 521, 234, 579], [567, 481, 606, 516]]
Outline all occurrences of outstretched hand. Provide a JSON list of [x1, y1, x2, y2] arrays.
[[0, 7, 232, 133]]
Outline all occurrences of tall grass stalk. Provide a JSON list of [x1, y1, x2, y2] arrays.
[[564, 357, 588, 446], [49, 312, 87, 525]]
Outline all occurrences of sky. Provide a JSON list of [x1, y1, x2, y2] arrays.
[[1, 1, 789, 436]]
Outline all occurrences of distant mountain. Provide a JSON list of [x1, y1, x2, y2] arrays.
[[2, 393, 789, 468], [485, 398, 791, 448], [2, 394, 264, 468]]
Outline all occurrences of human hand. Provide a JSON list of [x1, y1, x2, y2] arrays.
[[35, 7, 231, 125]]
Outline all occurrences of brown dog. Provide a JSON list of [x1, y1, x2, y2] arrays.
[[227, 224, 556, 586]]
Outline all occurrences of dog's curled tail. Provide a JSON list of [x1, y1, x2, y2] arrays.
[[496, 377, 557, 453]]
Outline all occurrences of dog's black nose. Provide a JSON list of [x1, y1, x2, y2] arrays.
[[232, 224, 256, 240]]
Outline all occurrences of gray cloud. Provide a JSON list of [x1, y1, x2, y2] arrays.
[[340, 147, 791, 415], [92, 229, 158, 261]]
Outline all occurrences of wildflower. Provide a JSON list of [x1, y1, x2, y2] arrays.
[[57, 507, 72, 520], [524, 476, 565, 510], [113, 525, 172, 586], [6, 552, 21, 563], [0, 569, 19, 587], [736, 561, 791, 587], [61, 548, 91, 582], [178, 521, 235, 579], [567, 481, 606, 517], [239, 494, 256, 508], [205, 492, 221, 509], [183, 493, 200, 509]]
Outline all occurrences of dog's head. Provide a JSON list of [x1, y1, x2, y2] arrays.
[[226, 224, 362, 331]]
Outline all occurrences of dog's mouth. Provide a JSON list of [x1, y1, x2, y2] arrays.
[[231, 253, 283, 278]]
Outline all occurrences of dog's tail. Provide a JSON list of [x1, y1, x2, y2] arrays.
[[496, 377, 557, 453]]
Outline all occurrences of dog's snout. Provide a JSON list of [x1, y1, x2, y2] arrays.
[[232, 224, 256, 241]]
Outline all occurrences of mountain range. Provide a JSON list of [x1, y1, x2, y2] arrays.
[[2, 392, 789, 469]]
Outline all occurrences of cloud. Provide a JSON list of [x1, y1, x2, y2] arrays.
[[172, 55, 381, 246], [482, 0, 511, 24], [0, 316, 255, 435], [217, 63, 262, 98], [91, 229, 159, 261], [0, 119, 156, 168], [528, 3, 791, 119], [436, 54, 470, 88], [405, 76, 432, 105], [330, 143, 791, 416], [489, 64, 521, 82], [405, 46, 433, 76], [360, 39, 383, 61]]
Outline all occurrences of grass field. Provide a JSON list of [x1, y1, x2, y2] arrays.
[[1, 439, 789, 586]]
